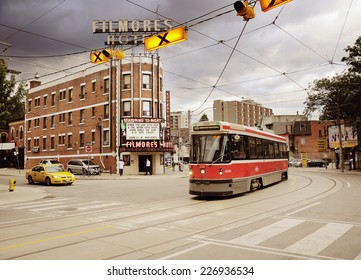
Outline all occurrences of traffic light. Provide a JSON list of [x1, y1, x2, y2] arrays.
[[233, 1, 255, 21], [145, 26, 188, 52], [90, 49, 113, 64], [260, 0, 293, 12]]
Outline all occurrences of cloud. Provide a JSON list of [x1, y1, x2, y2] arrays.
[[1, 0, 360, 119]]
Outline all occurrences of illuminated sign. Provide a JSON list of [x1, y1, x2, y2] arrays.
[[126, 122, 160, 140], [260, 0, 293, 12], [144, 26, 188, 52], [193, 125, 220, 131], [92, 19, 174, 46]]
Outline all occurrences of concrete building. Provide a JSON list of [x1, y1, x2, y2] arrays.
[[170, 111, 190, 162], [25, 55, 174, 175], [213, 99, 273, 127]]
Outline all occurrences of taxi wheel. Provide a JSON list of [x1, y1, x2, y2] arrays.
[[28, 176, 34, 184], [45, 177, 52, 186]]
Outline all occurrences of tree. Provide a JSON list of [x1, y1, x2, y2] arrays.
[[199, 113, 209, 122], [0, 61, 26, 126], [304, 36, 361, 129]]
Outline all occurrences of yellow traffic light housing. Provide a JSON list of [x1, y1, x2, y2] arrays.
[[260, 0, 293, 12], [234, 1, 255, 21], [145, 26, 188, 52], [90, 49, 114, 64]]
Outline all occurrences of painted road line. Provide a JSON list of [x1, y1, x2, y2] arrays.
[[286, 202, 321, 216], [230, 218, 304, 246], [286, 222, 353, 255]]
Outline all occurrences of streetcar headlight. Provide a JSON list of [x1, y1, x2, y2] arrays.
[[189, 170, 193, 176], [219, 168, 223, 176], [200, 168, 206, 175]]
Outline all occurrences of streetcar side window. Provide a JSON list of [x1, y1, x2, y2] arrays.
[[263, 140, 269, 159], [256, 138, 263, 159], [248, 137, 257, 159], [230, 134, 246, 159], [274, 142, 280, 158], [268, 141, 275, 158]]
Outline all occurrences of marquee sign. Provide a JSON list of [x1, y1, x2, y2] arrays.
[[93, 19, 174, 46]]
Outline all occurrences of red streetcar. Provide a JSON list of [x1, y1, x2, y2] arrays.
[[189, 121, 289, 197]]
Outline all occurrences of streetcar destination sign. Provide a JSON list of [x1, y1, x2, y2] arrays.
[[92, 19, 174, 46]]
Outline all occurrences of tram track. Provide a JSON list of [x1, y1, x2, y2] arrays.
[[0, 172, 344, 259]]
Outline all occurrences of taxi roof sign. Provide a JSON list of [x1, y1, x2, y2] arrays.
[[145, 26, 188, 52]]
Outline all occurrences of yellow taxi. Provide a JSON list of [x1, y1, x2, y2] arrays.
[[26, 164, 75, 186]]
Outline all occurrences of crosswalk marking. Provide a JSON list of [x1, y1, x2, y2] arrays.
[[286, 223, 353, 255], [230, 218, 304, 245], [1, 198, 123, 214]]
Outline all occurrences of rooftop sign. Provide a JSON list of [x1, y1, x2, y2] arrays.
[[92, 19, 174, 46]]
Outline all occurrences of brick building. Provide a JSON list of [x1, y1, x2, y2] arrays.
[[213, 99, 273, 127], [25, 55, 173, 175]]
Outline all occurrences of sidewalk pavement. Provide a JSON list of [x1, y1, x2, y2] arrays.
[[0, 167, 189, 206]]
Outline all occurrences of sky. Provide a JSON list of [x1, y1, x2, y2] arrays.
[[1, 0, 360, 122]]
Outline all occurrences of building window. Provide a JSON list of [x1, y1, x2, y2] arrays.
[[68, 88, 73, 102], [103, 129, 109, 146], [142, 101, 151, 117], [123, 74, 131, 89], [60, 89, 66, 100], [142, 74, 150, 89], [51, 93, 56, 106], [43, 117, 47, 129], [103, 104, 109, 119], [58, 134, 65, 145], [92, 107, 96, 117], [79, 133, 85, 147], [34, 118, 40, 127], [27, 139, 31, 151], [91, 130, 96, 143], [68, 112, 73, 125], [43, 96, 47, 108], [92, 80, 96, 93], [51, 116, 55, 128], [42, 137, 47, 151], [80, 109, 85, 123], [59, 113, 65, 123], [123, 101, 131, 116], [20, 127, 23, 139], [34, 97, 40, 107], [80, 84, 86, 99], [67, 134, 72, 149], [50, 136, 55, 150], [104, 78, 109, 94], [28, 100, 32, 112]]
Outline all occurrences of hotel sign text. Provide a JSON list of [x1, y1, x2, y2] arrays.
[[93, 19, 174, 46]]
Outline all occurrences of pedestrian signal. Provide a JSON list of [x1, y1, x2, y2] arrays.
[[260, 0, 293, 12], [233, 1, 255, 21]]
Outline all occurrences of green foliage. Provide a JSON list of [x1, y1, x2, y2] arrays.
[[199, 113, 209, 122], [304, 36, 361, 133], [0, 62, 26, 126]]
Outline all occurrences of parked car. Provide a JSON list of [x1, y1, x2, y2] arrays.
[[26, 164, 75, 186], [307, 159, 328, 167], [289, 159, 302, 167], [66, 159, 101, 175], [39, 159, 64, 168]]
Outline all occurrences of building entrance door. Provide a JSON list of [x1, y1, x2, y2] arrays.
[[139, 155, 153, 174]]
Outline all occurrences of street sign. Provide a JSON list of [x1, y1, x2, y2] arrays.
[[86, 145, 92, 152], [144, 26, 188, 52]]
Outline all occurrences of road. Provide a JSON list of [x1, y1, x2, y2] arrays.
[[0, 168, 361, 260]]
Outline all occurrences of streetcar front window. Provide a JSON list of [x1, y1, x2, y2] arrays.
[[191, 134, 230, 163]]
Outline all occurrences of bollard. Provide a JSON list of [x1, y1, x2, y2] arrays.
[[9, 178, 16, 192]]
